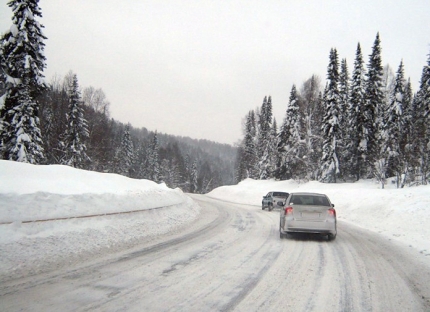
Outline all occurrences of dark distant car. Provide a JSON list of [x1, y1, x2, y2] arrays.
[[262, 191, 289, 211], [279, 192, 337, 240]]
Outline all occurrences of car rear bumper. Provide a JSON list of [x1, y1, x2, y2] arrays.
[[281, 219, 336, 235]]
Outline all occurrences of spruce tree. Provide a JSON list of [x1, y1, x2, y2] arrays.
[[338, 58, 349, 179], [402, 79, 413, 185], [320, 48, 340, 182], [190, 160, 198, 193], [348, 43, 366, 180], [414, 51, 430, 184], [277, 85, 302, 180], [0, 0, 47, 163], [243, 110, 258, 179], [384, 60, 406, 187], [299, 75, 323, 180], [269, 117, 278, 176], [362, 33, 384, 178], [60, 74, 90, 168], [257, 96, 273, 179], [115, 124, 134, 176], [235, 145, 247, 183], [147, 131, 161, 183]]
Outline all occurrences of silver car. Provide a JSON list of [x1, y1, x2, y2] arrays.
[[279, 192, 337, 240], [262, 191, 289, 211]]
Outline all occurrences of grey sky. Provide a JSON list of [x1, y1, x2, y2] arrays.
[[1, 0, 429, 145]]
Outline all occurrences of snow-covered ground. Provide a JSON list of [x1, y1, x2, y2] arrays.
[[1, 159, 429, 282]]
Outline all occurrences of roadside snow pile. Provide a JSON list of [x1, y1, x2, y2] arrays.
[[207, 178, 430, 257], [0, 160, 200, 282]]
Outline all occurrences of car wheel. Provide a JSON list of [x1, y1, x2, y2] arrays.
[[262, 204, 265, 210], [327, 233, 336, 241], [268, 203, 273, 211]]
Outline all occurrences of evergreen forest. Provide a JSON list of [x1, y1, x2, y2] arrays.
[[235, 36, 430, 188], [1, 1, 429, 191], [0, 0, 236, 193]]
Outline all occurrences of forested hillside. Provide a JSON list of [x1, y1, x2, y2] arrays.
[[0, 1, 235, 193], [235, 34, 430, 188]]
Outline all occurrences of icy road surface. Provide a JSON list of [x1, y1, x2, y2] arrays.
[[1, 195, 429, 311]]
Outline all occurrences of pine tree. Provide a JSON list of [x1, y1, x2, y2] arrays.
[[257, 96, 273, 179], [190, 160, 198, 193], [338, 58, 350, 180], [402, 79, 413, 185], [235, 145, 247, 183], [362, 33, 384, 178], [299, 75, 323, 180], [320, 48, 341, 182], [347, 43, 366, 180], [147, 131, 160, 183], [269, 117, 278, 176], [0, 0, 47, 163], [115, 124, 134, 176], [414, 51, 430, 184], [60, 74, 90, 168], [384, 60, 406, 187], [242, 110, 258, 179], [277, 85, 302, 180]]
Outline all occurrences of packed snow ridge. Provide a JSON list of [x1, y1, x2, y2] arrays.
[[0, 160, 429, 282]]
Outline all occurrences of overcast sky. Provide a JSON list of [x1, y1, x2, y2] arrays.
[[1, 0, 429, 145]]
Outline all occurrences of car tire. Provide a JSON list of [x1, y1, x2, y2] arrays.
[[327, 233, 336, 241], [268, 203, 273, 211]]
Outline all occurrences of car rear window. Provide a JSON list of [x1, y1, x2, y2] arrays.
[[273, 192, 288, 197], [290, 195, 330, 206]]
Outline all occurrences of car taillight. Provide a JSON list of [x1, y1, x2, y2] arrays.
[[285, 207, 293, 214], [328, 208, 336, 216]]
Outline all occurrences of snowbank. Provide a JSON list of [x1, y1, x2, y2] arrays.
[[0, 160, 200, 281], [208, 178, 430, 256]]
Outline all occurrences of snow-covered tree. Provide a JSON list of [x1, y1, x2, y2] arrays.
[[242, 110, 258, 179], [277, 85, 303, 180], [414, 51, 430, 184], [269, 117, 278, 175], [362, 33, 384, 178], [320, 48, 341, 182], [346, 43, 366, 180], [146, 131, 161, 183], [299, 75, 323, 180], [338, 58, 349, 179], [59, 74, 90, 168], [257, 96, 273, 179], [190, 160, 198, 193], [115, 124, 134, 176], [339, 58, 349, 134], [0, 0, 47, 163], [343, 43, 365, 181], [383, 60, 406, 187]]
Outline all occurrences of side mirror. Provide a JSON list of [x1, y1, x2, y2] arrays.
[[332, 204, 335, 207]]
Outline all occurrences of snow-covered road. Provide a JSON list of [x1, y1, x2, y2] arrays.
[[1, 195, 429, 311]]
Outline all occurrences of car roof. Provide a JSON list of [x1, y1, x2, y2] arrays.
[[289, 192, 327, 196]]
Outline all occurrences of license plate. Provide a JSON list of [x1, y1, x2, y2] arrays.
[[301, 212, 320, 219]]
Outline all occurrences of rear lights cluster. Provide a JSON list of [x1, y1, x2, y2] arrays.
[[328, 208, 336, 216], [285, 206, 293, 214]]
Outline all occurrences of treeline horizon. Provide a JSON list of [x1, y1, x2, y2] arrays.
[[0, 0, 236, 194], [235, 33, 430, 188], [1, 2, 429, 191]]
